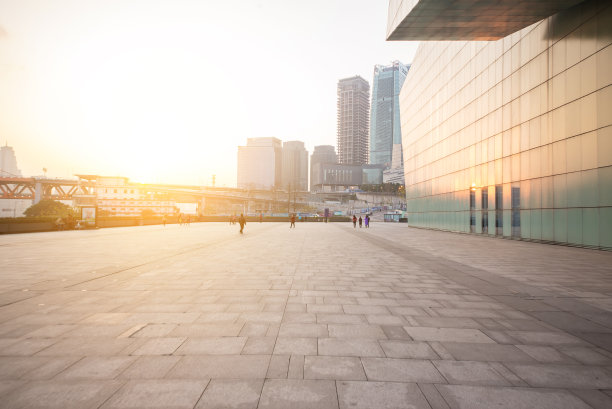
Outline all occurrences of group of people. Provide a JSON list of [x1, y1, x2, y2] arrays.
[[178, 213, 191, 226], [352, 214, 370, 229]]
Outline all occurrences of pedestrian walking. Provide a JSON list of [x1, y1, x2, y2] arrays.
[[162, 215, 166, 227], [358, 216, 362, 228], [239, 213, 246, 234], [259, 213, 263, 223], [352, 215, 357, 228], [290, 213, 296, 229], [365, 214, 370, 228]]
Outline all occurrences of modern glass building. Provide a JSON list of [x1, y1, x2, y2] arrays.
[[237, 137, 282, 190], [369, 61, 410, 170], [388, 0, 612, 249]]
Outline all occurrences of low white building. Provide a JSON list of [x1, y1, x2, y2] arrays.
[[78, 175, 177, 217]]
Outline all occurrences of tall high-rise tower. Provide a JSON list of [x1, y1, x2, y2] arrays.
[[0, 143, 22, 177], [337, 76, 370, 165], [282, 141, 308, 191], [369, 61, 409, 170]]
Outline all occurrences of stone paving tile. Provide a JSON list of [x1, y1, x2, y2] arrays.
[[379, 340, 440, 359], [174, 337, 247, 355], [195, 379, 263, 409], [404, 327, 495, 343], [318, 338, 385, 357], [57, 356, 136, 380], [278, 323, 328, 338], [327, 324, 386, 339], [337, 381, 431, 409], [118, 356, 181, 379], [304, 356, 366, 380], [361, 357, 446, 383], [101, 379, 208, 409], [2, 380, 124, 409], [131, 337, 185, 355], [274, 337, 317, 355], [433, 360, 511, 386], [504, 363, 612, 389], [168, 355, 270, 379], [258, 379, 338, 409], [436, 384, 592, 409], [441, 342, 535, 362]]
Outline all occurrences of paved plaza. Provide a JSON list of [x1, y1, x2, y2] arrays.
[[1, 222, 612, 408]]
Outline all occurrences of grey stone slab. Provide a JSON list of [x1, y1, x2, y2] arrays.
[[413, 316, 482, 329], [101, 379, 208, 409], [505, 363, 612, 389], [131, 337, 185, 355], [404, 327, 495, 343], [195, 379, 263, 409], [304, 356, 366, 380], [328, 324, 386, 339], [288, 354, 305, 379], [169, 324, 244, 337], [130, 324, 177, 338], [571, 388, 612, 409], [361, 358, 446, 383], [118, 356, 181, 379], [283, 313, 316, 324], [365, 314, 406, 326], [337, 381, 431, 409], [266, 355, 289, 379], [342, 305, 389, 315], [57, 356, 136, 379], [318, 338, 385, 357], [417, 383, 451, 409], [0, 356, 51, 379], [441, 342, 535, 362], [0, 338, 57, 356], [437, 384, 592, 409], [532, 311, 612, 333], [168, 355, 270, 379], [273, 338, 317, 355], [258, 379, 338, 409], [241, 337, 276, 355], [506, 331, 587, 345], [278, 323, 328, 338], [433, 360, 511, 386], [516, 345, 579, 364], [317, 314, 364, 325], [35, 337, 135, 356], [558, 346, 612, 365], [379, 340, 440, 359], [2, 380, 123, 409], [175, 337, 247, 355], [21, 356, 82, 380]]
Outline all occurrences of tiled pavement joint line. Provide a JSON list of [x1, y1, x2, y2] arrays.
[[62, 223, 279, 290], [334, 224, 612, 352]]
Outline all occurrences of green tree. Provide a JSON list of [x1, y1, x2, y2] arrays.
[[24, 199, 76, 218]]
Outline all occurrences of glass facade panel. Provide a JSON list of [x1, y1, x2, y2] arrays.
[[399, 0, 611, 249]]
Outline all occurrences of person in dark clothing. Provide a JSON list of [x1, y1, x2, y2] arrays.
[[239, 213, 246, 234], [352, 215, 357, 228], [290, 214, 296, 228], [358, 216, 362, 228]]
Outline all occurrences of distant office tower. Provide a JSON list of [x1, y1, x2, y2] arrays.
[[0, 144, 22, 177], [237, 137, 282, 190], [310, 145, 338, 191], [370, 61, 409, 175], [282, 141, 308, 191], [337, 76, 370, 165]]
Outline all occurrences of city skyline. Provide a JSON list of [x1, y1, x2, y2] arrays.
[[0, 0, 418, 187]]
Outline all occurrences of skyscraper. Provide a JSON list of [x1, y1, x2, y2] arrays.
[[237, 137, 282, 190], [369, 61, 409, 172], [282, 141, 308, 191], [337, 76, 370, 165], [0, 144, 22, 177]]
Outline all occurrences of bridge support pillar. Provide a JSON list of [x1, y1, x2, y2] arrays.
[[34, 182, 43, 205]]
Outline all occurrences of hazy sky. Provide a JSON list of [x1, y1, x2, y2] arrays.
[[0, 0, 418, 186]]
